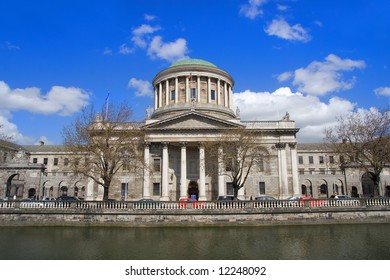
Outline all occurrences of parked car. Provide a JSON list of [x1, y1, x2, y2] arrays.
[[217, 195, 238, 201], [255, 196, 276, 201], [287, 196, 323, 206], [178, 198, 204, 209], [56, 196, 80, 201], [330, 195, 360, 206]]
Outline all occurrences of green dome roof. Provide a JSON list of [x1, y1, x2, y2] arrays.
[[170, 58, 217, 68]]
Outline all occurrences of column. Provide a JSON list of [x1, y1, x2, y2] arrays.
[[161, 142, 170, 201], [158, 83, 162, 108], [224, 82, 228, 107], [143, 142, 150, 198], [207, 77, 211, 103], [185, 75, 189, 102], [197, 75, 201, 102], [218, 146, 225, 196], [165, 80, 169, 105], [154, 87, 158, 110], [229, 85, 233, 109], [289, 143, 300, 196], [198, 144, 207, 201], [276, 143, 289, 199], [175, 77, 178, 104], [180, 142, 188, 198], [217, 79, 221, 105]]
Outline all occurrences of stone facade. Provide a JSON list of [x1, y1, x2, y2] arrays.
[[1, 59, 390, 200]]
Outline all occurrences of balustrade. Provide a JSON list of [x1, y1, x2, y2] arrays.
[[1, 198, 389, 210]]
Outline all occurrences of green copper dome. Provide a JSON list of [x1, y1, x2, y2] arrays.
[[170, 58, 217, 68]]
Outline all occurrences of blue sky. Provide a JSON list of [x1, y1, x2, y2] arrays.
[[0, 0, 389, 144]]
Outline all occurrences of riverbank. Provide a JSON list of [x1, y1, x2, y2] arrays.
[[1, 201, 389, 227]]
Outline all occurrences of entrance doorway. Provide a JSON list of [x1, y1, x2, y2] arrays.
[[188, 181, 199, 200], [6, 174, 25, 199]]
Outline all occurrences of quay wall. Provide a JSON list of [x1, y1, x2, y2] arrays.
[[1, 207, 389, 227]]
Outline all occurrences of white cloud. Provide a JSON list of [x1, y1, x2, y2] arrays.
[[265, 18, 311, 42], [144, 14, 157, 21], [374, 87, 390, 96], [0, 81, 90, 116], [131, 24, 161, 48], [0, 115, 34, 144], [1, 41, 20, 50], [147, 36, 188, 63], [277, 4, 289, 11], [283, 54, 366, 96], [240, 0, 268, 19], [128, 78, 153, 97], [233, 87, 356, 143], [119, 43, 133, 54], [277, 71, 293, 82]]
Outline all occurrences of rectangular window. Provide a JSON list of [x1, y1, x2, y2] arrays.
[[211, 90, 216, 100], [309, 156, 314, 164], [259, 182, 266, 195], [43, 158, 48, 165], [153, 183, 160, 196], [122, 163, 129, 171], [298, 156, 303, 164], [153, 158, 161, 172], [329, 156, 335, 164], [33, 158, 38, 164], [191, 88, 196, 100], [171, 90, 175, 101], [53, 158, 59, 166], [121, 183, 128, 201], [226, 182, 234, 196], [257, 158, 264, 172], [319, 156, 324, 164], [64, 158, 69, 166]]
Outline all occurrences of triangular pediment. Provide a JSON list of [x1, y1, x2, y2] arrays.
[[143, 111, 244, 130]]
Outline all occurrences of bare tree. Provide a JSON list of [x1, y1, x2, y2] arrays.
[[206, 127, 264, 198], [325, 109, 390, 196], [62, 101, 145, 200]]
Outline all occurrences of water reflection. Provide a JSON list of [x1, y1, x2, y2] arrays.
[[0, 224, 389, 260]]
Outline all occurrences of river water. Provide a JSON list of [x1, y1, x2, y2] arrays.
[[0, 224, 389, 260]]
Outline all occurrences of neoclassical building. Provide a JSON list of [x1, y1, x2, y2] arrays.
[[1, 59, 390, 200]]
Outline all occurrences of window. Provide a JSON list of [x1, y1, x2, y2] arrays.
[[226, 183, 234, 195], [171, 90, 175, 101], [43, 158, 48, 165], [121, 183, 128, 201], [32, 158, 38, 164], [329, 156, 335, 164], [122, 163, 129, 172], [191, 88, 196, 100], [257, 158, 264, 172], [153, 158, 161, 172], [211, 90, 216, 100], [319, 156, 324, 164], [53, 158, 58, 166], [153, 183, 160, 196], [64, 158, 69, 166], [309, 156, 314, 164], [259, 182, 265, 195], [298, 156, 303, 164]]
